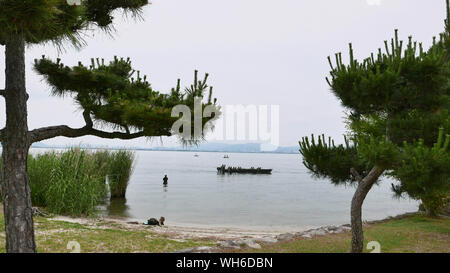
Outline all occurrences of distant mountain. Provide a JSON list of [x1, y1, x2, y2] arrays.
[[1, 142, 49, 148], [25, 142, 300, 154], [186, 143, 262, 153], [271, 146, 299, 154], [31, 142, 50, 148], [142, 142, 299, 154]]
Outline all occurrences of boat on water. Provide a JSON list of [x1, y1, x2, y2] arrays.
[[223, 155, 229, 158], [194, 154, 199, 157], [217, 164, 272, 175]]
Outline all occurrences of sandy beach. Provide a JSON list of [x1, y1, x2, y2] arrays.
[[50, 215, 291, 242]]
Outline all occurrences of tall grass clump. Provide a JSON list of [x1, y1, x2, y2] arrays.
[[0, 148, 135, 216], [44, 149, 109, 216], [28, 152, 60, 207], [92, 149, 113, 179], [107, 150, 135, 198]]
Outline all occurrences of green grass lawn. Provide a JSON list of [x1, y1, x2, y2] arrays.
[[227, 215, 450, 253], [0, 204, 215, 253], [0, 203, 449, 253]]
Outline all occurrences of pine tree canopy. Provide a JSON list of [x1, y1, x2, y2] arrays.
[[299, 134, 370, 184], [0, 0, 148, 45], [33, 56, 220, 141], [389, 128, 450, 214], [327, 29, 449, 146], [300, 4, 450, 188], [328, 31, 447, 115], [0, 0, 221, 143]]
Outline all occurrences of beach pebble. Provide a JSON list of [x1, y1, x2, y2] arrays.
[[326, 225, 339, 232], [174, 247, 195, 253], [196, 246, 215, 252], [308, 229, 327, 236], [217, 240, 242, 249], [340, 225, 351, 231], [242, 239, 262, 249], [276, 233, 295, 242], [258, 237, 278, 244]]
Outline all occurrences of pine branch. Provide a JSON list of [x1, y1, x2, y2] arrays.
[[350, 168, 363, 183], [28, 125, 163, 144], [0, 1, 150, 46], [83, 110, 93, 128], [34, 57, 219, 144]]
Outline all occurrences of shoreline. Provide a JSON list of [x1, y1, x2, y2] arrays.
[[50, 215, 287, 241], [48, 210, 420, 249], [46, 211, 423, 253], [4, 203, 447, 253], [2, 201, 420, 241], [102, 216, 322, 233]]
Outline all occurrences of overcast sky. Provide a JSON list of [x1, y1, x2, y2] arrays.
[[0, 0, 447, 148]]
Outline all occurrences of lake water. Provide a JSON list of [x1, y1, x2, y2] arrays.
[[91, 150, 418, 231]]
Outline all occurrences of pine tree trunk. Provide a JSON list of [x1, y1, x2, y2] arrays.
[[1, 35, 36, 253], [350, 165, 384, 253]]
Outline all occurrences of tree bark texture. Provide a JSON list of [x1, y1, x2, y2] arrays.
[[1, 35, 37, 253], [350, 165, 384, 253]]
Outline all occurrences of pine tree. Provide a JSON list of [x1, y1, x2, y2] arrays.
[[0, 0, 219, 252], [299, 1, 450, 253], [390, 128, 450, 217]]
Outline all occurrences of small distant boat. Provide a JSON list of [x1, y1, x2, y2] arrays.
[[194, 154, 199, 157], [223, 155, 229, 159], [217, 165, 272, 175]]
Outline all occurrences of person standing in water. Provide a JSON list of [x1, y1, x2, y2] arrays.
[[163, 175, 168, 186]]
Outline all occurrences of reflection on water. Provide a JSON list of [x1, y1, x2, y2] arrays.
[[101, 197, 132, 219], [100, 184, 170, 219]]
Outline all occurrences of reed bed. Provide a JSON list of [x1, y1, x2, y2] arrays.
[[107, 150, 135, 198], [0, 148, 135, 216]]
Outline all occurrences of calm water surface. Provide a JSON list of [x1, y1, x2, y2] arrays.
[[92, 150, 418, 231]]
